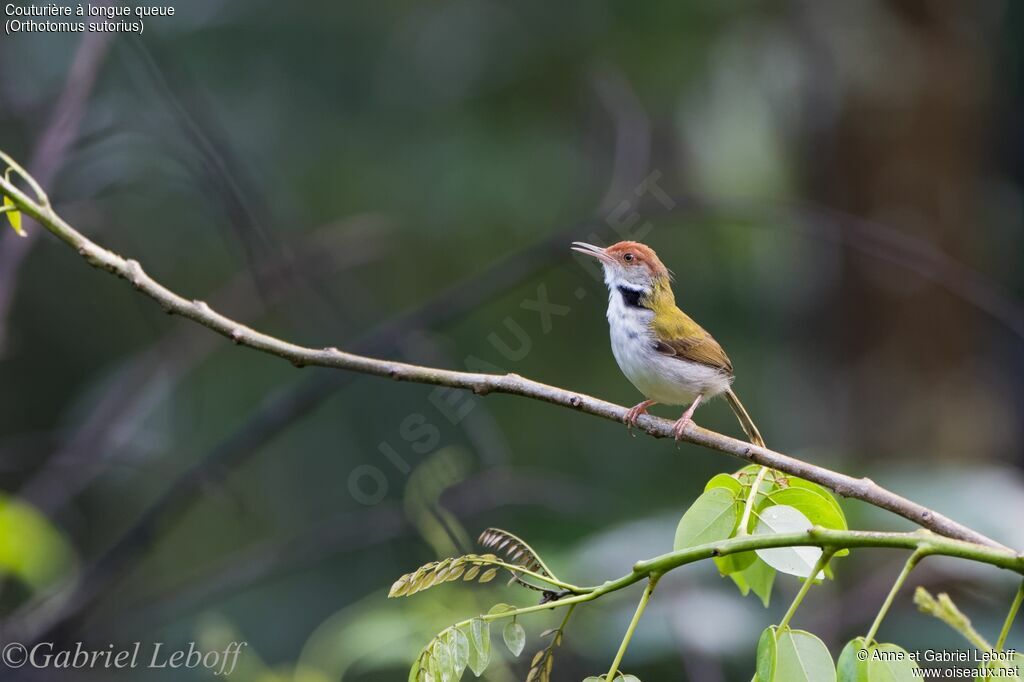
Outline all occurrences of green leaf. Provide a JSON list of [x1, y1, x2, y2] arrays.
[[714, 550, 757, 575], [427, 651, 442, 681], [753, 504, 825, 578], [767, 486, 850, 558], [618, 676, 641, 681], [0, 494, 76, 590], [487, 603, 515, 616], [774, 628, 836, 682], [465, 618, 490, 677], [451, 629, 469, 676], [432, 637, 454, 681], [725, 556, 776, 606], [976, 653, 1024, 681], [865, 643, 918, 681], [768, 488, 847, 531], [836, 637, 869, 682], [735, 464, 780, 496], [673, 487, 739, 551], [746, 558, 776, 607], [3, 196, 24, 236], [785, 477, 845, 516], [503, 621, 525, 657], [704, 473, 743, 496], [756, 626, 777, 682]]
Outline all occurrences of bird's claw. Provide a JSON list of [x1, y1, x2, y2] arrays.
[[672, 416, 691, 443], [623, 409, 639, 436], [623, 401, 652, 436]]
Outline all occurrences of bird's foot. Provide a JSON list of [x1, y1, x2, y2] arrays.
[[671, 416, 692, 443], [672, 394, 704, 445], [623, 400, 656, 436]]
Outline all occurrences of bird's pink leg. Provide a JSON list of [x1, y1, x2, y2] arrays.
[[623, 399, 657, 435], [672, 394, 703, 442]]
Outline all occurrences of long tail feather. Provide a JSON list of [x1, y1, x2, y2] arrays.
[[724, 388, 765, 448]]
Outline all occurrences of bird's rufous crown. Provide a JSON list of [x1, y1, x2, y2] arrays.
[[604, 241, 670, 280]]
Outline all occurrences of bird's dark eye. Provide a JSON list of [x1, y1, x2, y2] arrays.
[[623, 253, 634, 262]]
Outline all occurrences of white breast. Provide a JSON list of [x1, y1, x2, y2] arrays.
[[605, 289, 732, 406]]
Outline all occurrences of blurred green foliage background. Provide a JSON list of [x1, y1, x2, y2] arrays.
[[1, 1, 1024, 680]]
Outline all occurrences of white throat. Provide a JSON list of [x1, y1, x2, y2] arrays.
[[599, 267, 732, 405]]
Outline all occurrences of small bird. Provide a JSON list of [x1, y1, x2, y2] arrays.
[[571, 240, 764, 446]]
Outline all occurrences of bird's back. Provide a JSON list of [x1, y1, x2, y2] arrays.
[[650, 302, 734, 375]]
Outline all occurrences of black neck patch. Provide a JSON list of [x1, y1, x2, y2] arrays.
[[617, 285, 645, 309]]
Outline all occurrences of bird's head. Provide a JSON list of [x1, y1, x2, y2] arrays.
[[571, 240, 671, 294]]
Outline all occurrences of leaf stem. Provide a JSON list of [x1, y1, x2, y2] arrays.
[[738, 466, 770, 537], [777, 550, 834, 629], [484, 558, 582, 592], [556, 603, 577, 631], [996, 579, 1024, 651], [606, 575, 660, 681], [865, 549, 926, 644]]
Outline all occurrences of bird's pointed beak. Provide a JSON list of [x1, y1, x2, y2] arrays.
[[571, 241, 613, 265]]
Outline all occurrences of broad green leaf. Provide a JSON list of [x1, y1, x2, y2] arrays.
[[582, 677, 601, 681], [0, 494, 76, 590], [785, 477, 844, 516], [735, 464, 780, 496], [837, 638, 869, 682], [432, 638, 454, 681], [452, 628, 470, 676], [976, 653, 1024, 681], [865, 643, 918, 681], [768, 488, 847, 531], [745, 558, 776, 606], [503, 621, 525, 657], [756, 626, 777, 682], [618, 676, 641, 681], [714, 550, 756, 575], [728, 566, 752, 596], [774, 628, 836, 682], [3, 196, 23, 236], [767, 487, 850, 558], [428, 650, 443, 682], [754, 505, 824, 578], [487, 603, 515, 616], [465, 618, 490, 677], [674, 487, 739, 551], [726, 556, 776, 606], [704, 473, 743, 496], [470, 618, 488, 651]]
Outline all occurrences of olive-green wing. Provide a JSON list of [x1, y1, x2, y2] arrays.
[[651, 306, 733, 374]]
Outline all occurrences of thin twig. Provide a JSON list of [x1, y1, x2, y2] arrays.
[[0, 168, 1012, 552], [606, 575, 659, 680], [996, 580, 1024, 651], [865, 549, 926, 644], [778, 550, 835, 630]]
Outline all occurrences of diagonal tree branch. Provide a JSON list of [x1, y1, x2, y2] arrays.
[[0, 31, 113, 355], [0, 163, 1012, 552]]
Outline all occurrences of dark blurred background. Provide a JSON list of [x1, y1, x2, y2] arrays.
[[1, 1, 1023, 680]]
